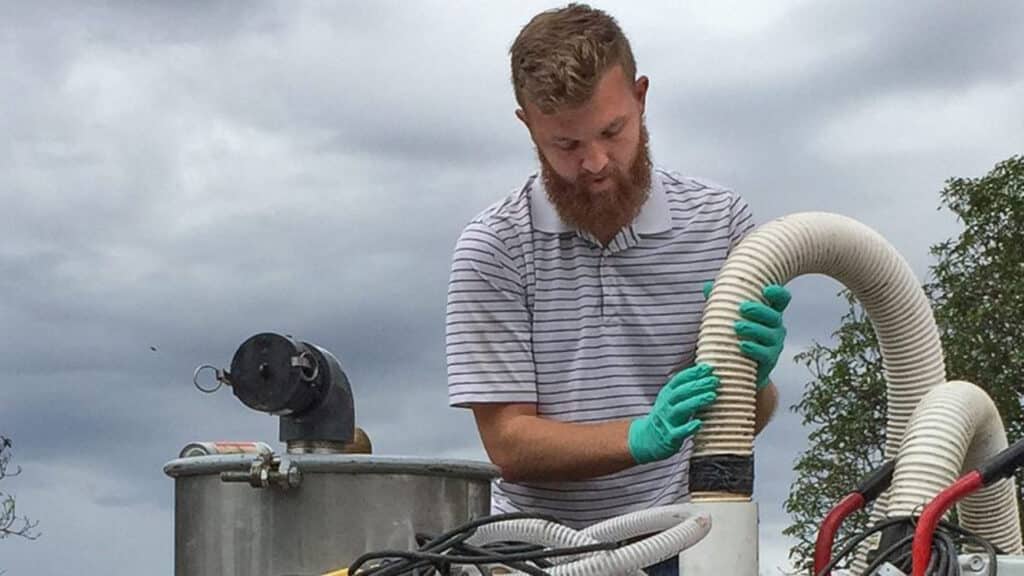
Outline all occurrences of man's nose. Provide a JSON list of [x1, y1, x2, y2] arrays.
[[580, 142, 609, 176]]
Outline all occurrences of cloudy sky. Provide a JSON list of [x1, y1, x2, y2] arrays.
[[1, 1, 1022, 574]]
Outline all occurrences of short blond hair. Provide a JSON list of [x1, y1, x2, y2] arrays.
[[510, 3, 637, 113]]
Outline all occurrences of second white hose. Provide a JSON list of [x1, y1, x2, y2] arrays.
[[888, 380, 1022, 555]]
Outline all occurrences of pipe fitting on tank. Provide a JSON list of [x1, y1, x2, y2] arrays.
[[220, 452, 303, 490], [197, 332, 357, 451]]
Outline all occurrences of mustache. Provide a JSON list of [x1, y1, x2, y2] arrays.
[[577, 168, 616, 185]]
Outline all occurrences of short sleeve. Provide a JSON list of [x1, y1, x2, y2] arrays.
[[728, 193, 756, 251], [446, 221, 536, 407]]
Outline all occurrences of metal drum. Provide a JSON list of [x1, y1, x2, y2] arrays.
[[164, 453, 497, 576]]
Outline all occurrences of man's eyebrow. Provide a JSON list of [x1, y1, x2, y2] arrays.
[[550, 117, 626, 143], [603, 117, 626, 132]]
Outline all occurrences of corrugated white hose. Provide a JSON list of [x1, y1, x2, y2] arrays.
[[580, 504, 697, 543], [693, 212, 945, 497], [888, 380, 1022, 555], [464, 518, 603, 567], [545, 512, 711, 576], [691, 212, 946, 573], [465, 507, 711, 576]]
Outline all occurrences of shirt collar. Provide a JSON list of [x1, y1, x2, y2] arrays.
[[529, 168, 672, 235]]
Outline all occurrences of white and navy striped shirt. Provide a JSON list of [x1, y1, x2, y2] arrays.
[[446, 167, 755, 527]]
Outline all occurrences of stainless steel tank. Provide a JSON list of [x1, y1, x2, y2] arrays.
[[164, 452, 497, 576]]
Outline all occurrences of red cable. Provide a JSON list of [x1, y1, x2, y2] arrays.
[[912, 471, 983, 576], [814, 492, 865, 574]]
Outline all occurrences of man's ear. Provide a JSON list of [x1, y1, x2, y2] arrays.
[[515, 108, 528, 126], [634, 75, 649, 115]]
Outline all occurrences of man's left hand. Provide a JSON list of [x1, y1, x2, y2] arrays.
[[703, 282, 791, 389]]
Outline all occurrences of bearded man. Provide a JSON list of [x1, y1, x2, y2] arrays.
[[445, 5, 792, 574]]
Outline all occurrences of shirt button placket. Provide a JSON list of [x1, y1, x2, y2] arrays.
[[600, 248, 615, 325]]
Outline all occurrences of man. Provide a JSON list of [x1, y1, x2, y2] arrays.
[[446, 4, 790, 573]]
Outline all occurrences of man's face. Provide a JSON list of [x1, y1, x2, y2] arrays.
[[518, 65, 652, 240]]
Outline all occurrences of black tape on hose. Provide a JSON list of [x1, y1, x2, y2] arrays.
[[689, 455, 754, 494]]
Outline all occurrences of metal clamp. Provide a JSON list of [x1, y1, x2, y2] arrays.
[[220, 453, 302, 490], [193, 364, 232, 394]]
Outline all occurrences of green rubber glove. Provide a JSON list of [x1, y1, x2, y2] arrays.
[[628, 363, 719, 464], [703, 281, 791, 389]]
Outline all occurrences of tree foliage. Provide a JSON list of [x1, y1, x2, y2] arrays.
[[928, 156, 1024, 439], [1, 436, 38, 542], [782, 296, 887, 571], [783, 156, 1024, 572]]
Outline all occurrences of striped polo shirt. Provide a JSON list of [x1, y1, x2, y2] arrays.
[[446, 167, 755, 527]]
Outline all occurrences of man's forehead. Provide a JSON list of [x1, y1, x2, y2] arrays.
[[528, 104, 629, 138]]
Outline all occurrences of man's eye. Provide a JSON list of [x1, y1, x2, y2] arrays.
[[555, 141, 579, 151]]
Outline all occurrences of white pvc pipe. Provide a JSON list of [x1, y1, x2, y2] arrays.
[[888, 380, 1022, 555], [677, 501, 759, 575]]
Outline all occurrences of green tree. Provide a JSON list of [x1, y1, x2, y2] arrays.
[[783, 155, 1024, 572], [1, 436, 38, 541], [928, 156, 1024, 440], [782, 296, 886, 571]]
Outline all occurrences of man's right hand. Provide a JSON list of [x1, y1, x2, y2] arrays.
[[627, 363, 719, 464]]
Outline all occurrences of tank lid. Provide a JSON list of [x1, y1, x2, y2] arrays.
[[163, 453, 499, 481]]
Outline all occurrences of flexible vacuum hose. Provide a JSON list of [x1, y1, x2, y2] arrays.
[[465, 518, 603, 567], [466, 506, 711, 576], [581, 504, 697, 543], [692, 212, 946, 501], [690, 212, 948, 574], [888, 380, 1022, 554], [546, 512, 711, 576]]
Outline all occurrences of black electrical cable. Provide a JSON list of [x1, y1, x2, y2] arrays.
[[861, 534, 914, 576], [937, 531, 953, 575], [447, 542, 552, 576], [376, 543, 550, 576], [816, 516, 909, 576], [924, 549, 939, 575], [815, 515, 1001, 576], [358, 512, 563, 575], [352, 542, 619, 575], [416, 512, 562, 554]]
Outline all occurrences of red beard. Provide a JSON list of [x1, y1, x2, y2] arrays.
[[540, 123, 652, 243]]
